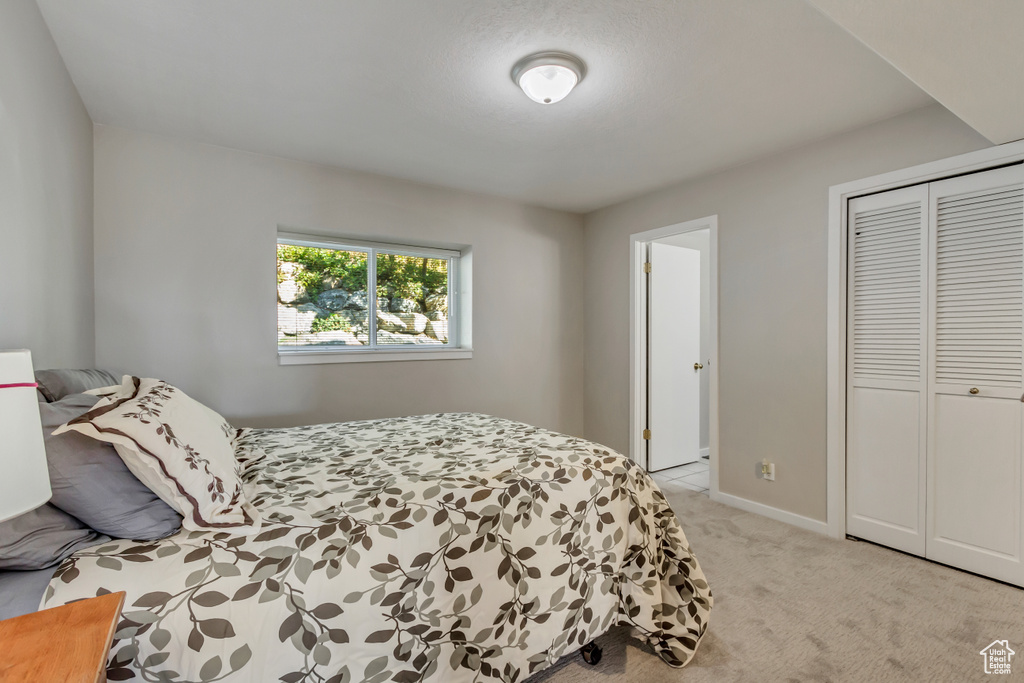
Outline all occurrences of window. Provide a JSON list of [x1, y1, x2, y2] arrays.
[[277, 233, 470, 363]]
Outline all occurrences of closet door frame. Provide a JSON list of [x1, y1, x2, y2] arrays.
[[827, 139, 1024, 540]]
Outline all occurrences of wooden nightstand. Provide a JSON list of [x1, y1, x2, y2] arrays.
[[0, 591, 125, 683]]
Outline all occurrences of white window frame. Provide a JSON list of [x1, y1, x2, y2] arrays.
[[277, 231, 473, 364]]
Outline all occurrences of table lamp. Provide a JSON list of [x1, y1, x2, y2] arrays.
[[0, 350, 51, 522]]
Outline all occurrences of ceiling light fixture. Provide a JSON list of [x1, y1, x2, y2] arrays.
[[511, 51, 586, 105]]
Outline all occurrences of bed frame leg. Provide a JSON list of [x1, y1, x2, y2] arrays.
[[580, 641, 602, 666]]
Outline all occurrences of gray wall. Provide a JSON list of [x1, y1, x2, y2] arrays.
[[0, 0, 93, 368], [93, 125, 585, 435], [582, 105, 990, 521]]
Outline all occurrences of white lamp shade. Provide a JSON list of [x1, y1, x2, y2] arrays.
[[511, 51, 587, 105], [517, 64, 579, 105], [0, 350, 51, 522]]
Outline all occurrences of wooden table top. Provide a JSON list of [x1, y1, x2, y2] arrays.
[[0, 591, 125, 683]]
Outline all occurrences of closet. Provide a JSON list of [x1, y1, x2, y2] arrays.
[[847, 164, 1024, 587]]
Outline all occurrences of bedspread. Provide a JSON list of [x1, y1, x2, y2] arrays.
[[43, 413, 711, 682]]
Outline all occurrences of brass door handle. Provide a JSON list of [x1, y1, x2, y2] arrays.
[[969, 387, 980, 395], [694, 362, 704, 370]]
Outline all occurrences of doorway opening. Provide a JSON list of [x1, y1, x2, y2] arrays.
[[630, 216, 719, 497]]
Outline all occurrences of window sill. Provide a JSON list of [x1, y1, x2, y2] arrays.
[[278, 347, 473, 365]]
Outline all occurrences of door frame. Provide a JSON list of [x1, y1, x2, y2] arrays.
[[629, 215, 719, 496], [826, 140, 1024, 540]]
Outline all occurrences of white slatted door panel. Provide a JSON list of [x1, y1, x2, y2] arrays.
[[927, 164, 1024, 587], [931, 165, 1024, 396], [849, 188, 928, 389], [846, 185, 928, 556]]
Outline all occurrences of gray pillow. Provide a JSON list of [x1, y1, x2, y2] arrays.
[[34, 369, 119, 403], [0, 567, 55, 619], [40, 394, 182, 540], [0, 503, 108, 571]]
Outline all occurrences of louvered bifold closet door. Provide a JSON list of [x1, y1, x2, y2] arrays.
[[927, 164, 1024, 587], [846, 185, 929, 556]]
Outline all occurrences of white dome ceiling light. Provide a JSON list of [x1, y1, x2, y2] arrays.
[[511, 51, 586, 105]]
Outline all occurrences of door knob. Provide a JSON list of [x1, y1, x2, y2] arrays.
[[694, 362, 703, 370], [969, 387, 980, 394]]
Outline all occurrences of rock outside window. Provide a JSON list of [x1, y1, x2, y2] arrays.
[[277, 233, 470, 364]]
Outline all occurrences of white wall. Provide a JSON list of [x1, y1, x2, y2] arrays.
[[583, 105, 990, 521], [656, 230, 710, 451], [0, 0, 93, 368], [93, 126, 585, 434]]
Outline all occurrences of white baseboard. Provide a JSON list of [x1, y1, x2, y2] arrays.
[[710, 490, 830, 535], [699, 447, 709, 458]]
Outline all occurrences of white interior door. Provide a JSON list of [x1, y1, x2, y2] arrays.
[[926, 165, 1024, 586], [846, 185, 929, 556], [649, 242, 702, 471]]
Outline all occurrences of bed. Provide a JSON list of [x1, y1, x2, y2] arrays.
[[25, 385, 710, 681]]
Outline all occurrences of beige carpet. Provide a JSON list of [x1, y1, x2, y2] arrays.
[[533, 484, 1024, 682]]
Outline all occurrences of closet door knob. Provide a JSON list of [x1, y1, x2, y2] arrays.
[[969, 387, 980, 395], [694, 362, 703, 370]]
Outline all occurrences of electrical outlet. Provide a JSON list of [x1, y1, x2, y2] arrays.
[[757, 459, 775, 481]]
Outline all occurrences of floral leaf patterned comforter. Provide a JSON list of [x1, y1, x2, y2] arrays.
[[43, 413, 712, 682]]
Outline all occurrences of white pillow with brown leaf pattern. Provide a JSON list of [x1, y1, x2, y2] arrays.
[[54, 376, 261, 534]]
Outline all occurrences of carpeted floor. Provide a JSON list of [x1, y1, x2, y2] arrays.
[[533, 483, 1024, 682]]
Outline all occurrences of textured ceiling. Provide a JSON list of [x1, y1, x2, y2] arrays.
[[807, 0, 1024, 145], [36, 0, 934, 213]]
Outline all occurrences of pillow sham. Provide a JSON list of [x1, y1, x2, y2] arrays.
[[83, 385, 121, 398], [34, 369, 119, 403], [0, 567, 55, 619], [0, 503, 108, 571], [40, 394, 182, 540], [54, 377, 260, 534]]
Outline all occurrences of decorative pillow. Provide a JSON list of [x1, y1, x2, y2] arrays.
[[40, 394, 182, 540], [0, 503, 108, 571], [54, 377, 260, 534], [34, 369, 119, 403]]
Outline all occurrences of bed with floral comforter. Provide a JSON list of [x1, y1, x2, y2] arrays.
[[43, 413, 712, 682]]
